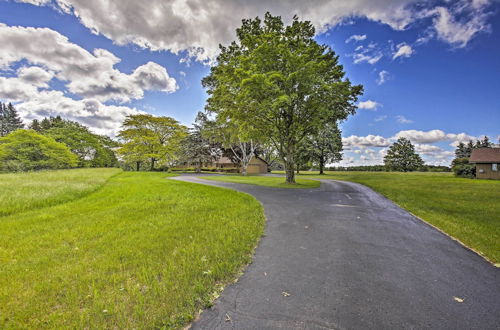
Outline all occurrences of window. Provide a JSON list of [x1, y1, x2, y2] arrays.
[[493, 163, 498, 171]]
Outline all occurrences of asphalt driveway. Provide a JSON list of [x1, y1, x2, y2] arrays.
[[173, 175, 500, 330]]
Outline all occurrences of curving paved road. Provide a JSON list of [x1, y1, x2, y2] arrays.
[[173, 175, 500, 330]]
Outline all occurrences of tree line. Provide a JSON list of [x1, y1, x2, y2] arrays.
[[0, 102, 118, 172]]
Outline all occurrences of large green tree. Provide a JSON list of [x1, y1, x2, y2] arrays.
[[384, 137, 424, 172], [0, 102, 24, 137], [0, 129, 77, 171], [118, 114, 187, 171], [202, 13, 362, 183]]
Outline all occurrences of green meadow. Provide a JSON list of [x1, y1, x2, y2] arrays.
[[0, 170, 264, 329]]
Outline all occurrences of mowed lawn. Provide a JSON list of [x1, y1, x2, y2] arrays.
[[203, 175, 320, 188], [291, 171, 500, 264], [0, 170, 265, 329], [0, 168, 121, 217]]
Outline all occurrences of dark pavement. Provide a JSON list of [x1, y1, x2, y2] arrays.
[[172, 175, 500, 330]]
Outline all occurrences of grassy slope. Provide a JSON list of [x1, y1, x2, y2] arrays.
[[292, 171, 500, 264], [202, 175, 320, 189], [0, 171, 265, 329], [0, 168, 122, 216]]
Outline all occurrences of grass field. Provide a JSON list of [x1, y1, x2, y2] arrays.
[[0, 168, 121, 217], [286, 171, 499, 264], [202, 175, 321, 188], [0, 170, 265, 329]]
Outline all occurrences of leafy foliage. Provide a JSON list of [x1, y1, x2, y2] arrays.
[[33, 116, 119, 167], [451, 157, 476, 178], [0, 102, 24, 137], [118, 114, 187, 170], [384, 137, 424, 172], [179, 112, 221, 172], [202, 13, 362, 183], [0, 130, 78, 171]]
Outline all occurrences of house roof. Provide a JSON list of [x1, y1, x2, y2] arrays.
[[469, 148, 500, 163], [215, 156, 234, 164]]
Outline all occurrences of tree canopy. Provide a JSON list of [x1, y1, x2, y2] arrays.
[[202, 13, 362, 183], [0, 129, 78, 171], [118, 114, 187, 171], [384, 137, 424, 172], [30, 116, 119, 167]]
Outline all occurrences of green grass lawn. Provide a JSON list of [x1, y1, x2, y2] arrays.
[[285, 171, 499, 264], [0, 168, 121, 217], [202, 175, 321, 188], [0, 171, 265, 329]]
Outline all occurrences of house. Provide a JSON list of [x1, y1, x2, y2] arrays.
[[177, 155, 269, 174], [469, 147, 500, 179], [212, 156, 268, 174]]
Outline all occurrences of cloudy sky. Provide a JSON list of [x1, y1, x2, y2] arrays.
[[0, 0, 499, 166]]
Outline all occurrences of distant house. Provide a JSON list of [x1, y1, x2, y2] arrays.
[[177, 155, 269, 174], [469, 147, 500, 180]]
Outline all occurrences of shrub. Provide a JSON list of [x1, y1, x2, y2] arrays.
[[0, 129, 78, 172], [451, 158, 476, 178]]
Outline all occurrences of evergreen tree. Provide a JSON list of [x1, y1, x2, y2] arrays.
[[384, 137, 424, 172], [0, 102, 24, 136], [28, 119, 42, 132]]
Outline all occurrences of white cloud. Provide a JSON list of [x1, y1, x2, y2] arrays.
[[346, 34, 367, 43], [374, 115, 387, 122], [358, 100, 381, 110], [376, 70, 390, 85], [352, 42, 383, 64], [395, 129, 476, 144], [396, 115, 413, 124], [17, 66, 54, 88], [17, 0, 493, 63], [392, 42, 414, 59], [15, 90, 142, 136], [343, 135, 391, 147], [339, 128, 486, 166], [0, 24, 177, 103], [423, 1, 492, 48]]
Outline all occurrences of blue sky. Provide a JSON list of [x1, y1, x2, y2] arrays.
[[0, 0, 499, 166]]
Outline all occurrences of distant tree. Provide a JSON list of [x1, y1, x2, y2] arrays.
[[384, 137, 424, 172], [309, 123, 343, 174], [180, 112, 221, 173], [0, 129, 78, 171], [28, 119, 42, 132], [257, 143, 279, 171], [43, 120, 118, 167], [118, 114, 187, 171], [0, 102, 24, 136], [202, 13, 362, 183]]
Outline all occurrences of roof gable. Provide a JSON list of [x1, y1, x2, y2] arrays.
[[469, 148, 500, 163]]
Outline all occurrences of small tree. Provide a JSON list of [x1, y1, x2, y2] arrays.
[[118, 114, 187, 171], [0, 102, 24, 136], [309, 123, 343, 174], [0, 129, 77, 171], [384, 137, 424, 172]]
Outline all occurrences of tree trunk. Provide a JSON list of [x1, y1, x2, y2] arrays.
[[241, 166, 247, 176], [150, 158, 155, 171], [296, 167, 300, 174], [136, 161, 140, 171], [285, 160, 296, 183], [319, 157, 325, 175], [195, 158, 201, 173]]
